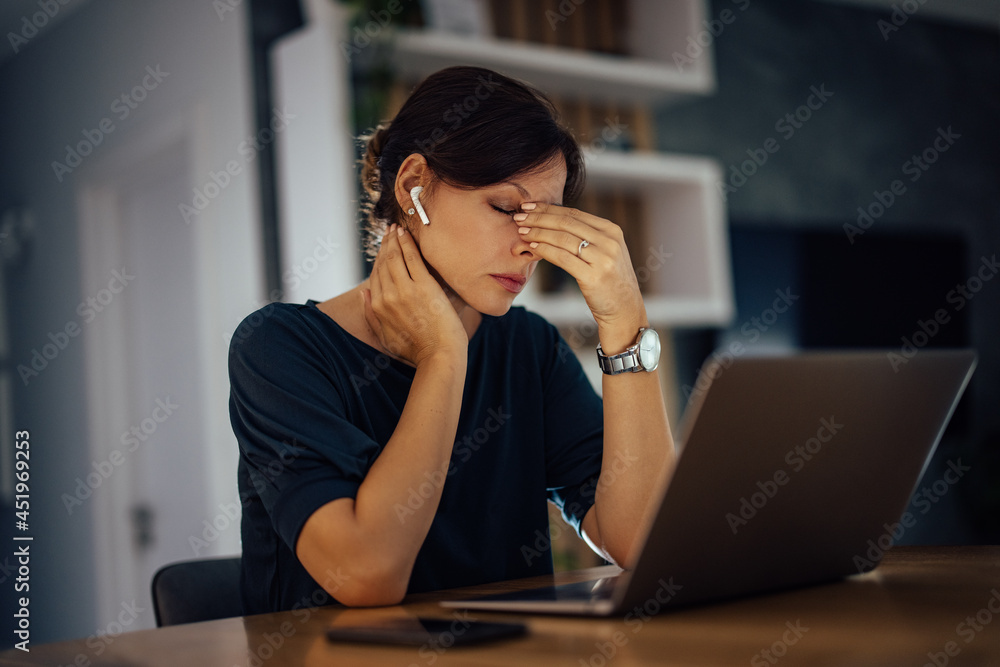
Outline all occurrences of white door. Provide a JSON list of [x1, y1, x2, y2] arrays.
[[77, 131, 223, 630]]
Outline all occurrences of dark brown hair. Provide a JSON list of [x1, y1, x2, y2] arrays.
[[359, 66, 585, 260]]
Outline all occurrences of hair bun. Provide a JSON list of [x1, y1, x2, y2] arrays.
[[360, 123, 390, 200]]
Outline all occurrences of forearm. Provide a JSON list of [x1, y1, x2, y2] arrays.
[[586, 316, 675, 567], [298, 350, 467, 604], [355, 351, 467, 559]]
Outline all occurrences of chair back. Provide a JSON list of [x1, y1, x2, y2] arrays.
[[151, 556, 242, 626]]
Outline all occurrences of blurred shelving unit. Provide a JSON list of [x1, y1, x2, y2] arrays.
[[383, 0, 733, 332], [520, 150, 731, 328]]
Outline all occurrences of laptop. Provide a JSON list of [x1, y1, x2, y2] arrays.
[[441, 349, 977, 616]]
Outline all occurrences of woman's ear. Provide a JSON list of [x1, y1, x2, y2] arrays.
[[394, 153, 431, 224]]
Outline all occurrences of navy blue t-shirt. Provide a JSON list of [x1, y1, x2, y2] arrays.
[[228, 300, 604, 614]]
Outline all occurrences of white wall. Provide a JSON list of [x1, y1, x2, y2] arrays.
[[273, 0, 363, 305], [0, 0, 261, 643]]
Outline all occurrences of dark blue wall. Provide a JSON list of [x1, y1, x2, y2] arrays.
[[660, 0, 1000, 543]]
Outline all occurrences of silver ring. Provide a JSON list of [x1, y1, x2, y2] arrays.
[[578, 239, 590, 256]]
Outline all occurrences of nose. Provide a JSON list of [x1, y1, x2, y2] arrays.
[[513, 230, 538, 261]]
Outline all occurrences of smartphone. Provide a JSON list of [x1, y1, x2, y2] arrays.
[[325, 616, 527, 647]]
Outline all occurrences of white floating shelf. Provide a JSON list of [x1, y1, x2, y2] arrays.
[[519, 151, 734, 328], [386, 0, 715, 106], [389, 30, 713, 105]]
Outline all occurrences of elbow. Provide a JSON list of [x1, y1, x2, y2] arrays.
[[322, 560, 410, 607], [582, 510, 640, 570], [610, 545, 636, 570], [296, 503, 413, 607], [606, 530, 648, 570], [594, 537, 630, 570], [334, 579, 407, 608]]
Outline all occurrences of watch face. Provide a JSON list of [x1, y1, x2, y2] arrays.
[[638, 328, 660, 371]]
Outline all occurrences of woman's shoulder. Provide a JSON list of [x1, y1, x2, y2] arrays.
[[230, 300, 317, 343], [227, 300, 355, 369]]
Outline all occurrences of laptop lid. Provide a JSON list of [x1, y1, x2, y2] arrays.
[[614, 349, 976, 613]]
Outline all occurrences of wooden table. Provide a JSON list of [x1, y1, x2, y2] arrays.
[[3, 546, 998, 666]]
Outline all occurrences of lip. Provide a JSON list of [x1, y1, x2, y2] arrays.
[[490, 273, 526, 294]]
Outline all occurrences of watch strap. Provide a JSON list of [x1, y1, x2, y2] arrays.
[[596, 342, 642, 375]]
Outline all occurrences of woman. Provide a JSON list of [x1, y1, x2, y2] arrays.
[[229, 66, 674, 614]]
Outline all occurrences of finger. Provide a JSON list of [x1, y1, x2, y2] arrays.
[[372, 224, 395, 269], [379, 224, 416, 286], [369, 231, 388, 299], [523, 237, 591, 272], [515, 212, 605, 259], [376, 224, 410, 294], [517, 202, 614, 235], [360, 288, 381, 339], [395, 226, 433, 281], [520, 225, 603, 259], [372, 225, 392, 268]]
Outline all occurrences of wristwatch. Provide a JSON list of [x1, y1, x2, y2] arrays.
[[596, 327, 660, 375]]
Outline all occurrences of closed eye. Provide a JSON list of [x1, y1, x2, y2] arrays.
[[491, 204, 516, 216]]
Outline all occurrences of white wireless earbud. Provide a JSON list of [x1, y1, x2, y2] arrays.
[[410, 186, 431, 226]]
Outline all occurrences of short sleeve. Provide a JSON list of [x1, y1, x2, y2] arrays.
[[527, 313, 604, 536], [228, 306, 380, 553]]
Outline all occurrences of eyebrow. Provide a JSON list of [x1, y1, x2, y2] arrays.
[[501, 180, 531, 198]]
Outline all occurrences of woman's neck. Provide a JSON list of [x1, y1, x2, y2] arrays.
[[316, 281, 481, 363]]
